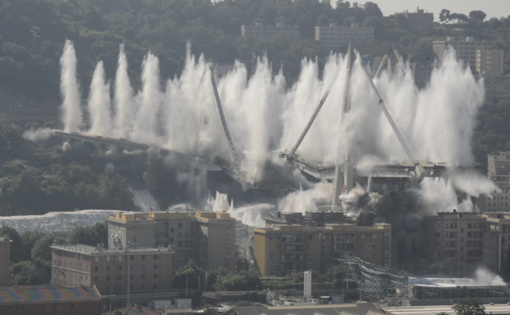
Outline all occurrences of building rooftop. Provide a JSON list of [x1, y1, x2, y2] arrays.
[[232, 303, 384, 315], [51, 243, 173, 255], [115, 305, 160, 315], [0, 284, 101, 303]]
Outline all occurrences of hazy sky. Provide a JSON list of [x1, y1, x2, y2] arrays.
[[367, 0, 510, 20]]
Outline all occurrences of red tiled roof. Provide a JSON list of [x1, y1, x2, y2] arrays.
[[0, 284, 101, 303]]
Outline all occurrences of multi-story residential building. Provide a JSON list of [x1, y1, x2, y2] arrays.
[[241, 22, 300, 39], [477, 152, 510, 212], [315, 23, 374, 51], [108, 211, 236, 271], [195, 212, 236, 270], [476, 50, 504, 76], [254, 223, 391, 276], [264, 211, 354, 228], [404, 7, 434, 31], [0, 235, 11, 286], [433, 37, 493, 69], [423, 211, 485, 277], [51, 244, 173, 295], [0, 284, 102, 315], [482, 213, 510, 277]]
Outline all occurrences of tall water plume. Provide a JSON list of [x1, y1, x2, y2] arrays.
[[87, 61, 112, 136], [59, 40, 82, 133], [131, 51, 161, 144], [113, 44, 134, 139]]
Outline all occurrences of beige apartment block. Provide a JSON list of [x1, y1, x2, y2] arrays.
[[108, 211, 236, 271], [315, 23, 374, 51], [51, 244, 173, 295], [433, 37, 492, 69], [477, 152, 510, 212], [254, 223, 391, 276], [0, 236, 11, 286], [482, 213, 510, 277], [476, 50, 504, 76], [195, 212, 236, 270]]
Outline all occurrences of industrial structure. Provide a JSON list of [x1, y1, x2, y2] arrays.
[[338, 254, 409, 304]]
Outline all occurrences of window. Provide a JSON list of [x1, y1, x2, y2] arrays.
[[107, 266, 110, 271], [95, 257, 98, 262], [107, 276, 110, 281], [130, 275, 133, 280], [94, 266, 98, 272], [142, 274, 145, 280], [130, 255, 134, 261], [154, 255, 158, 260], [170, 238, 174, 243], [178, 223, 183, 228], [142, 265, 146, 270], [171, 228, 174, 233], [119, 275, 122, 280], [142, 255, 145, 260], [71, 304, 75, 309], [142, 284, 145, 289], [154, 264, 159, 270], [153, 274, 158, 279], [95, 276, 98, 281], [107, 256, 110, 262], [154, 284, 158, 289], [130, 285, 133, 290]]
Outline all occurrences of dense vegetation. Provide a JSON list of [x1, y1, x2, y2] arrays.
[[0, 223, 107, 286], [0, 115, 135, 216]]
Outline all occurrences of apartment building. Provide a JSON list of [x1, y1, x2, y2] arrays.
[[315, 23, 374, 51], [51, 244, 173, 295], [482, 213, 510, 277], [423, 212, 485, 277], [195, 212, 236, 270], [0, 235, 11, 286], [108, 211, 236, 271], [264, 211, 355, 228], [476, 50, 504, 76], [241, 22, 299, 39], [433, 37, 493, 69], [254, 223, 391, 276], [404, 7, 434, 31], [477, 152, 510, 212]]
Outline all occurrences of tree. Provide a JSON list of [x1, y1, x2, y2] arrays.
[[173, 260, 203, 290], [0, 225, 23, 263], [439, 9, 451, 23], [31, 235, 66, 262], [452, 298, 486, 315], [67, 222, 107, 247], [21, 231, 45, 261], [469, 10, 487, 22], [10, 259, 51, 286]]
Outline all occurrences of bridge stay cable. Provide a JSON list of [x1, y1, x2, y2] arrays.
[[208, 66, 248, 188]]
